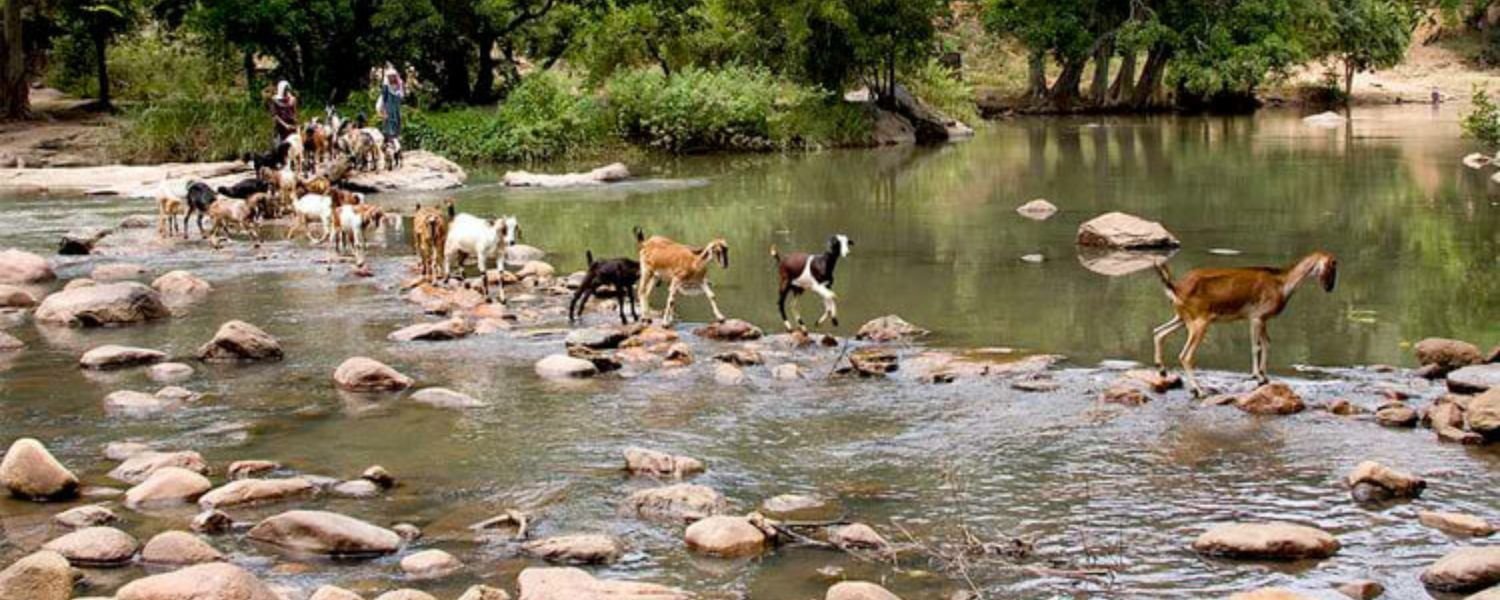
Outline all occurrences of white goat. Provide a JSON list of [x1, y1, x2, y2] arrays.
[[284, 133, 306, 174], [443, 213, 519, 303], [288, 193, 333, 242], [334, 204, 366, 266]]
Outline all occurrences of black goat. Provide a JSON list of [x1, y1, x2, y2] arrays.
[[247, 141, 292, 172], [772, 234, 852, 332], [217, 177, 268, 199], [569, 250, 642, 325], [183, 181, 218, 239]]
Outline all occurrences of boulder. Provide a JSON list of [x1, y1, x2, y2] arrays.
[[192, 510, 234, 534], [374, 590, 437, 600], [41, 526, 139, 566], [331, 479, 381, 498], [761, 494, 829, 518], [1470, 388, 1500, 437], [1346, 461, 1425, 500], [1334, 580, 1384, 600], [457, 585, 511, 600], [1235, 383, 1306, 415], [34, 282, 170, 326], [388, 318, 471, 342], [227, 460, 279, 480], [115, 562, 281, 600], [523, 534, 624, 565], [1419, 511, 1496, 537], [110, 450, 208, 484], [0, 331, 22, 351], [0, 438, 80, 500], [197, 320, 283, 362], [829, 523, 889, 550], [855, 315, 928, 342], [847, 347, 898, 377], [516, 567, 690, 600], [1375, 403, 1418, 428], [502, 163, 630, 188], [623, 448, 704, 479], [1192, 522, 1339, 560], [0, 551, 72, 600], [517, 261, 555, 280], [566, 326, 630, 350], [141, 530, 224, 564], [625, 483, 726, 522], [713, 363, 746, 385], [126, 466, 213, 508], [0, 249, 55, 283], [1416, 338, 1483, 376], [151, 270, 212, 303], [410, 387, 485, 409], [684, 515, 768, 557], [310, 586, 366, 600], [54, 504, 118, 528], [826, 581, 901, 600], [246, 510, 402, 556], [1423, 547, 1500, 592], [1450, 364, 1500, 394], [333, 357, 413, 392], [1075, 212, 1180, 249], [80, 344, 167, 370], [693, 319, 764, 342], [535, 354, 598, 379], [1016, 199, 1058, 220], [199, 478, 315, 509], [0, 284, 37, 308], [91, 263, 150, 281], [400, 549, 463, 580], [147, 362, 195, 383], [58, 227, 111, 255]]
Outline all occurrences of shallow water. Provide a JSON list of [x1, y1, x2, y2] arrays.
[[0, 105, 1497, 600]]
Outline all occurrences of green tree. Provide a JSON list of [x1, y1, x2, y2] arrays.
[[56, 0, 140, 109], [1317, 0, 1416, 102]]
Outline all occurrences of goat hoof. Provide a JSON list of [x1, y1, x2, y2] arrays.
[[831, 317, 839, 326]]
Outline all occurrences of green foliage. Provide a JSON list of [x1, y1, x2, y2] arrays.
[[406, 72, 608, 162], [605, 65, 800, 152], [113, 98, 265, 163], [1462, 85, 1500, 149], [1317, 0, 1416, 91], [907, 59, 977, 124], [48, 30, 238, 102]]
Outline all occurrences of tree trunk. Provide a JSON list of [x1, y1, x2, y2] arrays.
[[1089, 40, 1113, 107], [1130, 45, 1170, 109], [1107, 50, 1136, 106], [439, 43, 471, 105], [645, 38, 671, 77], [472, 35, 497, 104], [1025, 48, 1047, 100], [1343, 57, 1355, 105], [242, 48, 257, 98], [1049, 58, 1086, 108], [94, 33, 111, 109], [0, 0, 29, 120]]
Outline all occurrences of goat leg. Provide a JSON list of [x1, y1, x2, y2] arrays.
[[1179, 320, 1209, 398], [1152, 315, 1183, 376], [778, 285, 794, 332], [1252, 318, 1270, 385], [701, 282, 725, 323]]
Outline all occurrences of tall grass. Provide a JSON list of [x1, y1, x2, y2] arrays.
[[907, 59, 979, 125], [406, 72, 608, 163], [115, 99, 266, 164]]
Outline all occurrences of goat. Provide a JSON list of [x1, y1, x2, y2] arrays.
[[343, 127, 385, 172], [217, 177, 268, 200], [332, 204, 368, 266], [384, 136, 403, 170], [635, 227, 730, 325], [247, 141, 291, 173], [183, 181, 218, 239], [569, 250, 641, 325], [411, 201, 452, 283], [288, 193, 334, 242], [304, 119, 333, 166], [284, 133, 306, 175], [257, 166, 298, 218], [444, 213, 519, 304], [335, 203, 387, 255], [771, 234, 852, 332], [206, 193, 264, 248], [156, 194, 186, 238], [1152, 251, 1339, 397], [329, 187, 363, 209]]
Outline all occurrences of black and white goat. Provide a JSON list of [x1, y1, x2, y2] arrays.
[[771, 234, 852, 332], [569, 250, 641, 325], [183, 181, 219, 239]]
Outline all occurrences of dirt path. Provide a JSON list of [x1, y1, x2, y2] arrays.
[[0, 88, 120, 168], [1280, 26, 1500, 106]]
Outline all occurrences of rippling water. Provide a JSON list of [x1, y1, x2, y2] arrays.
[[0, 105, 1497, 599]]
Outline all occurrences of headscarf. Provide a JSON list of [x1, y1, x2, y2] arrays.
[[273, 81, 292, 103], [384, 67, 405, 97]]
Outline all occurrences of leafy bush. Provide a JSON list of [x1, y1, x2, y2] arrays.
[[47, 30, 239, 103], [906, 59, 978, 125], [406, 72, 607, 162], [1462, 85, 1500, 150], [114, 98, 266, 164], [604, 65, 786, 152]]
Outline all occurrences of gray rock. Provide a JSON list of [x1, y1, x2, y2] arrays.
[[0, 248, 56, 284], [80, 344, 167, 370], [1449, 364, 1500, 394], [34, 282, 170, 326], [197, 320, 283, 362], [1075, 212, 1180, 249], [565, 326, 630, 350], [410, 387, 485, 409]]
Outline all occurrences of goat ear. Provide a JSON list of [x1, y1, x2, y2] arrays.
[[1321, 259, 1338, 292]]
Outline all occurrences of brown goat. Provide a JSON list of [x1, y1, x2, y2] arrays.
[[411, 200, 452, 283], [635, 227, 730, 325], [1152, 251, 1338, 397], [206, 193, 264, 248], [156, 194, 187, 238]]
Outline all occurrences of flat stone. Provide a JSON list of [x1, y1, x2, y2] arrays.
[[515, 566, 689, 600], [684, 516, 768, 557], [389, 318, 472, 342], [1016, 199, 1058, 220], [331, 479, 381, 498], [34, 282, 170, 326], [829, 523, 889, 550], [400, 548, 463, 580], [693, 319, 764, 342], [227, 460, 280, 480], [761, 493, 830, 518], [535, 354, 598, 379], [246, 510, 401, 556], [199, 478, 315, 509], [115, 562, 280, 600], [625, 483, 726, 523], [522, 534, 624, 565], [566, 326, 630, 350], [141, 530, 224, 564], [80, 344, 167, 370], [125, 467, 213, 508], [54, 504, 118, 528], [1449, 364, 1500, 394], [1419, 511, 1496, 537], [374, 591, 437, 600], [1423, 546, 1500, 592], [42, 526, 139, 566], [410, 387, 485, 409], [1192, 522, 1339, 560], [110, 450, 207, 484]]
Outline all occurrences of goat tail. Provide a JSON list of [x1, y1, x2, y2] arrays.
[[1154, 260, 1180, 304], [769, 245, 779, 261], [633, 226, 645, 245], [586, 250, 595, 266]]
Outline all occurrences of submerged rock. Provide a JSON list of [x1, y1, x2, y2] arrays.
[[1422, 546, 1500, 592], [115, 562, 280, 600], [80, 344, 167, 370], [503, 162, 630, 188], [1016, 199, 1058, 220], [246, 510, 401, 556], [147, 361, 195, 383], [515, 566, 689, 600], [1346, 461, 1425, 501], [197, 320, 283, 362], [0, 248, 56, 284], [625, 483, 726, 523], [855, 315, 928, 342], [623, 448, 704, 479], [1234, 383, 1305, 415], [535, 354, 598, 379], [41, 526, 139, 567], [410, 387, 486, 409], [333, 357, 413, 392], [826, 581, 902, 600], [761, 494, 831, 519], [1075, 212, 1180, 249], [684, 515, 768, 557], [0, 551, 73, 600], [1418, 511, 1496, 537], [400, 549, 463, 580], [1192, 522, 1339, 560], [35, 282, 170, 326], [522, 534, 624, 565], [0, 438, 79, 501], [694, 319, 764, 341]]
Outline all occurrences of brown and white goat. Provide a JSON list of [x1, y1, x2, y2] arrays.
[[635, 227, 730, 325], [411, 201, 452, 283], [156, 194, 187, 238], [772, 234, 852, 332], [206, 193, 264, 248], [1152, 251, 1338, 397]]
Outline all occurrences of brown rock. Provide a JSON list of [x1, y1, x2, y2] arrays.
[[389, 318, 472, 342], [623, 447, 705, 479], [115, 562, 281, 600], [34, 282, 170, 326], [192, 509, 235, 534], [333, 357, 413, 392], [0, 284, 38, 308], [399, 549, 463, 580], [535, 354, 599, 379], [126, 466, 213, 508], [1235, 383, 1306, 415], [197, 320, 283, 362], [0, 438, 79, 501], [457, 585, 510, 600], [374, 591, 437, 600], [151, 270, 213, 303], [826, 581, 901, 600], [42, 526, 139, 566], [522, 534, 624, 564], [684, 515, 767, 557], [227, 460, 280, 480], [147, 362, 195, 383], [1468, 387, 1500, 437], [362, 465, 395, 488], [1075, 212, 1180, 249], [1192, 522, 1339, 560], [1229, 590, 1311, 600], [1101, 385, 1149, 406], [516, 566, 689, 600], [1419, 511, 1496, 537], [1346, 461, 1425, 499], [1423, 546, 1500, 592], [625, 483, 726, 523], [141, 530, 224, 564], [80, 344, 167, 370], [0, 249, 56, 284], [199, 478, 315, 509], [829, 523, 889, 550], [246, 510, 402, 556], [1416, 338, 1484, 377], [109, 450, 208, 484], [0, 551, 73, 600], [1375, 403, 1418, 427], [854, 315, 928, 342], [693, 319, 764, 341], [1334, 580, 1384, 600]]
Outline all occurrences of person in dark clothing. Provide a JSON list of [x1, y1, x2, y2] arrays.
[[270, 80, 299, 145]]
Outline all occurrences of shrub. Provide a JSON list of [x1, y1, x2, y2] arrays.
[[1462, 85, 1500, 150], [906, 59, 978, 125], [113, 98, 266, 164], [406, 72, 607, 162], [47, 29, 239, 103], [604, 65, 788, 152]]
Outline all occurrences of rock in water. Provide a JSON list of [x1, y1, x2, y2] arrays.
[[1375, 403, 1418, 428], [684, 516, 768, 557], [310, 586, 366, 600], [1303, 111, 1346, 128], [0, 438, 80, 501], [58, 227, 110, 255], [855, 315, 929, 342], [535, 354, 599, 379], [826, 581, 902, 600], [1415, 338, 1483, 377], [1334, 580, 1384, 600], [1234, 383, 1306, 415], [1016, 199, 1058, 220], [400, 549, 464, 580], [456, 585, 511, 600], [1469, 388, 1500, 438], [41, 526, 139, 566], [830, 523, 889, 550], [411, 387, 486, 409], [1075, 212, 1180, 249], [115, 562, 281, 600], [54, 504, 118, 528], [566, 326, 630, 350], [1192, 522, 1339, 560], [389, 318, 472, 342], [80, 345, 167, 370], [333, 357, 413, 391], [375, 590, 438, 600], [246, 510, 401, 556], [0, 248, 56, 284], [141, 530, 224, 564], [1422, 546, 1500, 592], [34, 282, 170, 326], [197, 320, 283, 361], [515, 566, 690, 600], [625, 483, 726, 522], [1449, 364, 1500, 394], [199, 478, 315, 509], [1418, 511, 1496, 537], [109, 450, 208, 484], [1229, 589, 1311, 600], [502, 163, 630, 188], [0, 551, 73, 600], [0, 284, 37, 307], [1346, 461, 1425, 500], [623, 448, 705, 479], [693, 319, 764, 341], [522, 534, 624, 565], [152, 270, 212, 304], [125, 467, 213, 508]]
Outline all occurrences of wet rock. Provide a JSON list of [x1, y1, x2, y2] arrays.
[[1234, 383, 1305, 415], [684, 515, 768, 557], [503, 162, 630, 188], [151, 270, 212, 304], [1375, 403, 1418, 427], [762, 494, 830, 518], [63, 278, 95, 290], [188, 510, 234, 535], [714, 362, 747, 385], [80, 344, 167, 370], [197, 320, 283, 362], [1416, 338, 1483, 377], [0, 284, 37, 308], [693, 319, 764, 341], [374, 591, 437, 600], [334, 357, 413, 392], [829, 523, 889, 550], [1075, 212, 1180, 249], [0, 550, 72, 600], [59, 227, 111, 255], [623, 448, 705, 479], [362, 465, 396, 489], [119, 214, 154, 229], [332, 479, 381, 498], [55, 504, 118, 528], [567, 346, 623, 373], [92, 262, 150, 281], [848, 347, 899, 377], [1346, 461, 1425, 500], [141, 530, 223, 565], [855, 315, 928, 342], [1469, 388, 1500, 438], [566, 326, 630, 350], [147, 362, 195, 383], [1419, 511, 1496, 537], [1334, 580, 1384, 600], [1230, 590, 1311, 600], [1449, 364, 1500, 394], [1429, 400, 1478, 445], [457, 585, 510, 600], [1121, 369, 1182, 393], [1422, 546, 1500, 592], [1101, 385, 1149, 406], [535, 354, 598, 379], [42, 526, 138, 566], [406, 284, 485, 315], [715, 348, 763, 366], [200, 478, 315, 509], [1016, 199, 1058, 220], [772, 363, 803, 380], [104, 441, 152, 461], [389, 318, 471, 342], [517, 261, 556, 280], [110, 450, 207, 484], [126, 467, 213, 508], [246, 510, 402, 556], [393, 523, 422, 541], [0, 438, 80, 501], [522, 534, 624, 564], [116, 562, 281, 600], [0, 249, 56, 284], [35, 282, 170, 326], [400, 549, 463, 579], [517, 566, 689, 600], [227, 460, 280, 480], [627, 325, 678, 345], [625, 483, 726, 522], [310, 586, 365, 600], [410, 387, 485, 409], [1324, 398, 1362, 416], [1192, 522, 1339, 560], [827, 581, 902, 600]]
